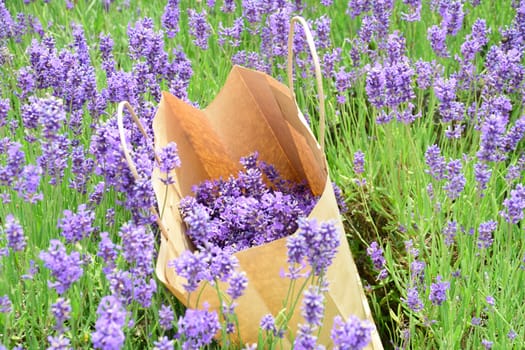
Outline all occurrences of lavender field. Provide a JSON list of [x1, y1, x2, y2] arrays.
[[0, 0, 524, 349]]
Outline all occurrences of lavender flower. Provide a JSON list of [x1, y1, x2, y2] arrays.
[[443, 159, 465, 200], [477, 113, 508, 162], [481, 339, 493, 349], [353, 150, 365, 175], [424, 145, 446, 181], [503, 116, 525, 153], [51, 297, 71, 333], [177, 307, 220, 350], [477, 220, 497, 249], [221, 0, 235, 13], [461, 19, 490, 61], [118, 222, 154, 276], [162, 0, 180, 38], [58, 204, 95, 243], [415, 59, 435, 90], [441, 0, 464, 36], [47, 334, 72, 350], [286, 218, 340, 277], [153, 336, 174, 350], [0, 295, 11, 313], [442, 221, 457, 246], [474, 162, 492, 195], [187, 9, 211, 50], [427, 25, 449, 57], [98, 232, 119, 274], [403, 286, 424, 312], [429, 276, 450, 306], [500, 184, 525, 224], [159, 304, 174, 331], [293, 324, 319, 350], [157, 141, 180, 185], [366, 242, 384, 272], [3, 214, 26, 252], [331, 315, 374, 350], [91, 295, 127, 350], [301, 286, 325, 328], [39, 240, 83, 295], [365, 64, 386, 109], [170, 250, 209, 293], [226, 271, 248, 300], [260, 313, 277, 334]]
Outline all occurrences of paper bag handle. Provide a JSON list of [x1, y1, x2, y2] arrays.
[[117, 101, 170, 241], [287, 16, 326, 152]]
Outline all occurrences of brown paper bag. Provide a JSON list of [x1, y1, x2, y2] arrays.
[[120, 17, 382, 349]]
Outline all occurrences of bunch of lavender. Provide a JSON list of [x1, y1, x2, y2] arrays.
[[179, 152, 318, 253]]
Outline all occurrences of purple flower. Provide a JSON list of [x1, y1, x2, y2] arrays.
[[47, 334, 72, 350], [365, 64, 386, 109], [3, 214, 26, 252], [260, 313, 277, 333], [157, 141, 181, 185], [58, 204, 95, 243], [334, 67, 354, 104], [159, 304, 174, 331], [0, 98, 8, 128], [474, 162, 492, 196], [461, 19, 490, 61], [401, 0, 421, 21], [483, 46, 524, 95], [500, 184, 525, 224], [442, 221, 457, 246], [242, 0, 262, 24], [118, 222, 154, 276], [477, 113, 508, 162], [221, 0, 235, 13], [162, 0, 180, 38], [410, 260, 426, 282], [443, 159, 465, 200], [98, 232, 119, 274], [187, 9, 211, 50], [170, 250, 209, 293], [226, 271, 248, 300], [353, 150, 365, 175], [177, 307, 220, 350], [441, 0, 464, 36], [0, 295, 12, 313], [286, 218, 340, 277], [403, 286, 424, 312], [415, 59, 435, 90], [481, 339, 493, 349], [427, 25, 449, 57], [486, 295, 495, 306], [331, 315, 374, 350], [425, 145, 446, 181], [51, 297, 71, 333], [39, 240, 83, 295], [301, 286, 325, 328], [91, 295, 127, 350], [218, 18, 244, 47], [503, 115, 525, 153], [293, 324, 319, 350], [429, 276, 450, 306], [367, 241, 386, 271], [153, 336, 174, 350], [477, 220, 497, 248]]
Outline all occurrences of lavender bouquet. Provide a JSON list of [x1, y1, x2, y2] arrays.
[[178, 152, 318, 253]]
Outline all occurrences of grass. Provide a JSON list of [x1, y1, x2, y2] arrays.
[[1, 0, 524, 349]]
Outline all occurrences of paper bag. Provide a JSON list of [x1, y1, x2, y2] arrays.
[[150, 64, 382, 349]]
